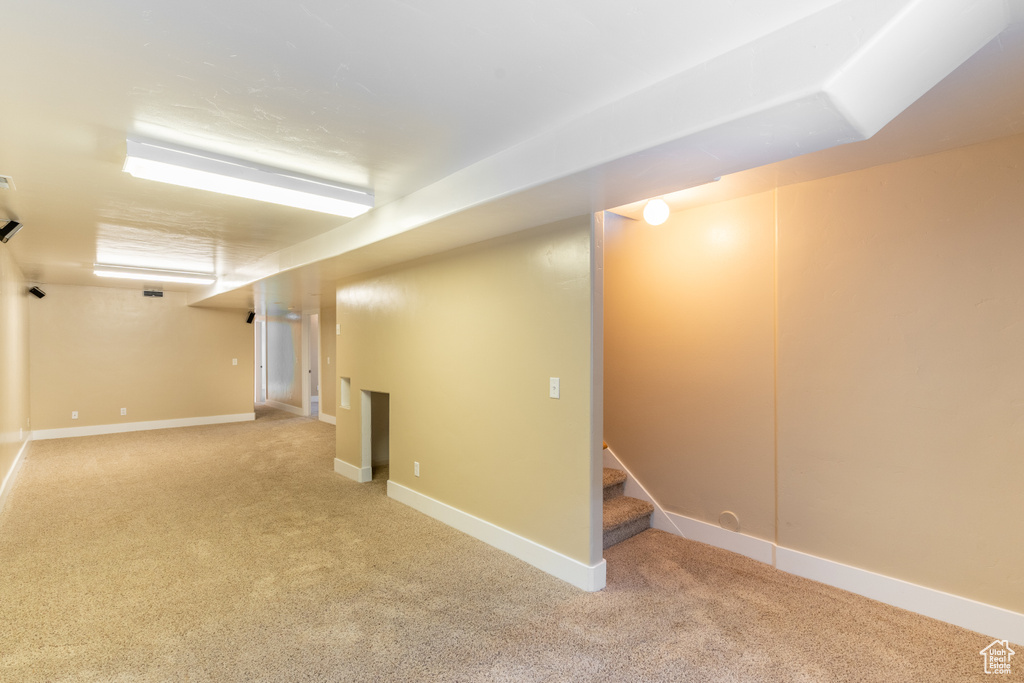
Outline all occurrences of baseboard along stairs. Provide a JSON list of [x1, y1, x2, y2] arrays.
[[603, 466, 654, 549], [601, 441, 1024, 644]]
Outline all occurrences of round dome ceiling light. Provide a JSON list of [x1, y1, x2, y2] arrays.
[[643, 198, 670, 226]]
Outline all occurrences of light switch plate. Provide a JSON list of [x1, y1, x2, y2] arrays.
[[549, 377, 560, 399], [232, 358, 238, 365]]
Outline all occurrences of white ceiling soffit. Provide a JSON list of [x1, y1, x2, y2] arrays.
[[192, 0, 1020, 308]]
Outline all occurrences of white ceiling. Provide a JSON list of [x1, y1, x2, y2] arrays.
[[2, 0, 1023, 314]]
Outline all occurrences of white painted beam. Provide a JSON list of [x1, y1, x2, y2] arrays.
[[192, 0, 1015, 307]]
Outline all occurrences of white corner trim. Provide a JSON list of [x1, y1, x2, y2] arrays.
[[263, 399, 306, 416], [776, 547, 1024, 646], [334, 457, 371, 483], [663, 510, 776, 565], [318, 413, 336, 426], [387, 479, 606, 592], [31, 413, 255, 441], [0, 439, 31, 513]]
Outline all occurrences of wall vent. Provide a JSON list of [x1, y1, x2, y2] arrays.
[[143, 290, 164, 298]]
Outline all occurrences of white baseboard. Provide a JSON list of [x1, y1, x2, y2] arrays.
[[663, 510, 776, 565], [318, 413, 336, 426], [0, 439, 30, 512], [31, 412, 255, 441], [776, 547, 1024, 646], [387, 479, 606, 592], [334, 457, 371, 483], [264, 400, 305, 417], [604, 444, 1023, 643]]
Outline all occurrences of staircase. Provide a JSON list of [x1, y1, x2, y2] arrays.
[[602, 466, 654, 549]]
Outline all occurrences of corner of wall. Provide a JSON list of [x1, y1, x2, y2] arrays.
[[0, 439, 30, 514], [0, 242, 31, 508]]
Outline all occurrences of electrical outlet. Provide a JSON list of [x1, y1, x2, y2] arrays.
[[549, 377, 560, 399], [120, 408, 127, 416], [414, 462, 420, 477], [232, 358, 238, 365], [71, 411, 78, 420]]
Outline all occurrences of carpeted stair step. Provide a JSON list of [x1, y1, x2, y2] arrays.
[[603, 467, 626, 501], [603, 495, 654, 549]]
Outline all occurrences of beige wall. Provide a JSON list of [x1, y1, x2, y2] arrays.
[[266, 317, 302, 408], [0, 243, 30, 487], [29, 284, 254, 430], [605, 133, 1024, 614], [776, 135, 1024, 613], [604, 193, 777, 541], [335, 218, 596, 564], [319, 303, 336, 418]]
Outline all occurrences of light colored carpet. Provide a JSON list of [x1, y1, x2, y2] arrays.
[[601, 472, 654, 550], [601, 467, 625, 501], [0, 406, 1013, 681]]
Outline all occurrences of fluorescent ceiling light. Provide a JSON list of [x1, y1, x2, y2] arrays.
[[94, 264, 217, 285], [123, 138, 374, 217]]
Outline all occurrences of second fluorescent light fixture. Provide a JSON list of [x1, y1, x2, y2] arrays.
[[94, 264, 217, 285], [123, 139, 374, 217]]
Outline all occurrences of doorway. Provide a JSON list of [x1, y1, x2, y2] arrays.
[[361, 390, 390, 481], [308, 313, 320, 418], [254, 319, 267, 403]]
